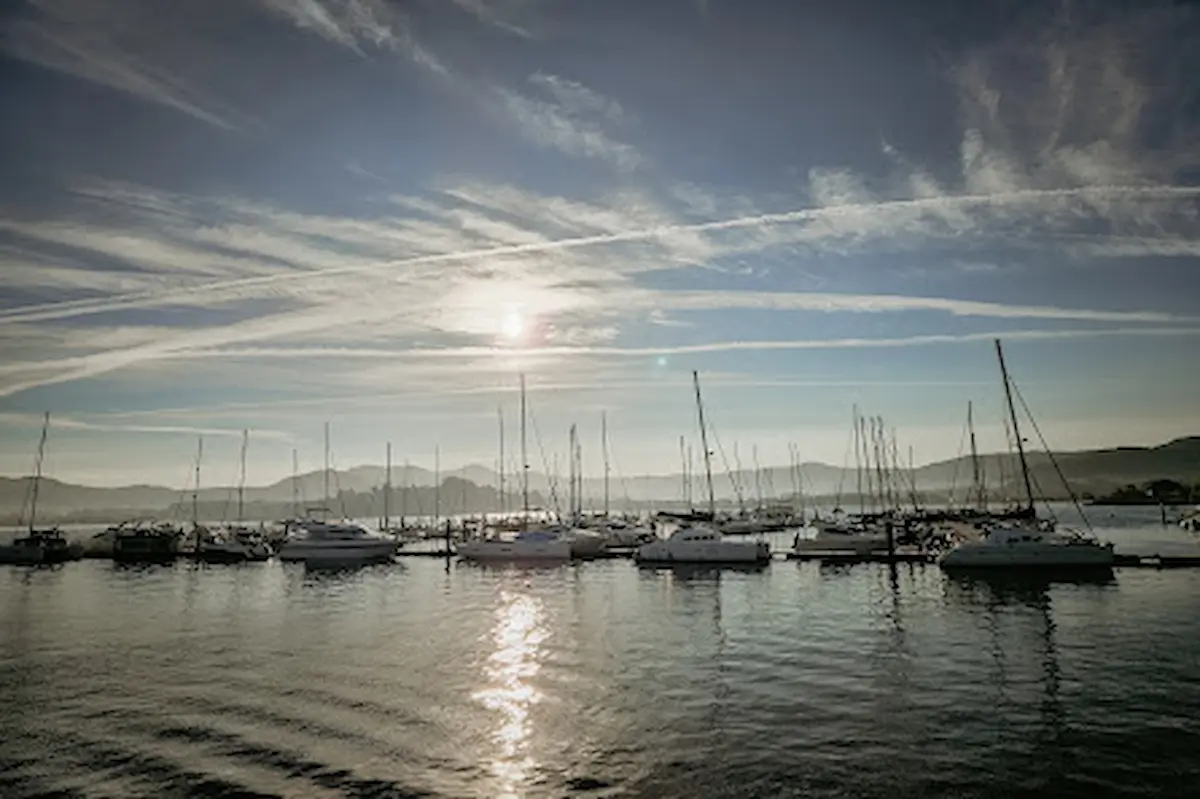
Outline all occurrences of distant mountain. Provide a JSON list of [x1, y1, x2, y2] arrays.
[[2, 437, 1197, 524]]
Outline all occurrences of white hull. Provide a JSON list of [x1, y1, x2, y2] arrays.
[[637, 526, 770, 564], [793, 532, 888, 555], [457, 538, 572, 560], [940, 543, 1114, 568], [278, 539, 397, 564], [939, 524, 1114, 569]]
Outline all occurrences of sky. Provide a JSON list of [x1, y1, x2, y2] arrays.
[[0, 0, 1198, 488]]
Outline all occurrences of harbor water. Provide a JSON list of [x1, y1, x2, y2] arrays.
[[3, 508, 1199, 798]]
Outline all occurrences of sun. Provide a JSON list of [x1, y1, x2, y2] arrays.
[[500, 310, 526, 342]]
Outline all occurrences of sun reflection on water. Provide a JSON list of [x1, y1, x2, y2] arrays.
[[472, 591, 547, 798]]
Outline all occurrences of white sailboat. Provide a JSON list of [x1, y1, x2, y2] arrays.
[[939, 340, 1114, 570], [459, 374, 574, 561], [636, 372, 772, 565], [278, 423, 397, 565]]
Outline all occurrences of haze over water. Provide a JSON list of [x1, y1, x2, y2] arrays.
[[3, 510, 1199, 799]]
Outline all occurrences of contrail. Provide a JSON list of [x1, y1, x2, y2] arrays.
[[1, 183, 1197, 326]]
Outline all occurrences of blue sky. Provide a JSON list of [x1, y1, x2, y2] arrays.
[[0, 0, 1198, 487]]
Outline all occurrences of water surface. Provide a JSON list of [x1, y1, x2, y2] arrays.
[[2, 515, 1199, 798]]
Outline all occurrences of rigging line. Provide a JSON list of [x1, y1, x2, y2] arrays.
[[948, 408, 969, 508], [526, 401, 560, 518], [1010, 380, 1093, 532]]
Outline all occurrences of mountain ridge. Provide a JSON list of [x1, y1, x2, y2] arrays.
[[2, 436, 1197, 524]]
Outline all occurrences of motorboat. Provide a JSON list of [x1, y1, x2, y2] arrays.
[[635, 525, 771, 564], [792, 522, 889, 555], [457, 529, 573, 561], [938, 522, 1114, 569], [277, 519, 398, 566]]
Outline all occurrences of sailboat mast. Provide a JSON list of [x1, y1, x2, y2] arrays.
[[323, 422, 330, 509], [498, 407, 505, 515], [192, 436, 203, 529], [28, 412, 50, 532], [601, 411, 610, 517], [995, 338, 1036, 513], [237, 429, 248, 523], [384, 442, 392, 529], [291, 448, 299, 518], [853, 406, 864, 514], [568, 424, 577, 523], [692, 371, 716, 518], [520, 374, 529, 520], [967, 401, 982, 510], [752, 444, 763, 512], [434, 446, 441, 530]]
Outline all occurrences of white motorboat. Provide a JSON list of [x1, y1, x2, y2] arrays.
[[635, 525, 771, 564], [792, 523, 889, 555], [457, 529, 573, 561], [939, 522, 1114, 569], [278, 520, 398, 565]]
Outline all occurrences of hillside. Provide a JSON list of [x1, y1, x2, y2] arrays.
[[2, 436, 1196, 524]]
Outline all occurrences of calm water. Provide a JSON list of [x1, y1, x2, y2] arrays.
[[3, 513, 1200, 798]]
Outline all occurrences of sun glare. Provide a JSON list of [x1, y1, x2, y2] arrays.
[[501, 310, 526, 342]]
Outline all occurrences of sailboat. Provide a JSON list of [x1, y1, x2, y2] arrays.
[[636, 372, 772, 565], [0, 413, 82, 565], [939, 340, 1114, 570], [278, 423, 398, 565], [458, 375, 573, 561]]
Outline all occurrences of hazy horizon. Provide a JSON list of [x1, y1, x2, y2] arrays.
[[2, 0, 1198, 487]]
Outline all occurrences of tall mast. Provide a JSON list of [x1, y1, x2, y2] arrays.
[[692, 371, 716, 518], [995, 338, 1036, 513], [323, 421, 330, 509], [384, 441, 392, 529], [568, 424, 578, 523], [601, 411, 610, 517], [574, 430, 582, 519], [402, 459, 409, 526], [520, 374, 529, 520], [858, 414, 873, 512], [237, 429, 248, 523], [853, 405, 864, 514], [192, 436, 203, 529], [752, 444, 763, 511], [291, 448, 299, 518], [498, 406, 505, 515], [28, 412, 50, 532], [434, 445, 441, 529], [967, 401, 982, 509], [873, 417, 889, 510]]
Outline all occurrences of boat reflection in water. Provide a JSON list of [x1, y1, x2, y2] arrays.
[[472, 591, 547, 799]]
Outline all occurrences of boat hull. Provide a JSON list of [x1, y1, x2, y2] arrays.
[[940, 543, 1115, 569], [277, 540, 397, 565], [457, 539, 573, 561], [636, 540, 771, 564], [793, 534, 889, 555]]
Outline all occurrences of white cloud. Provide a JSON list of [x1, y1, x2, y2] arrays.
[[496, 74, 641, 170], [0, 0, 251, 130], [260, 0, 447, 73]]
